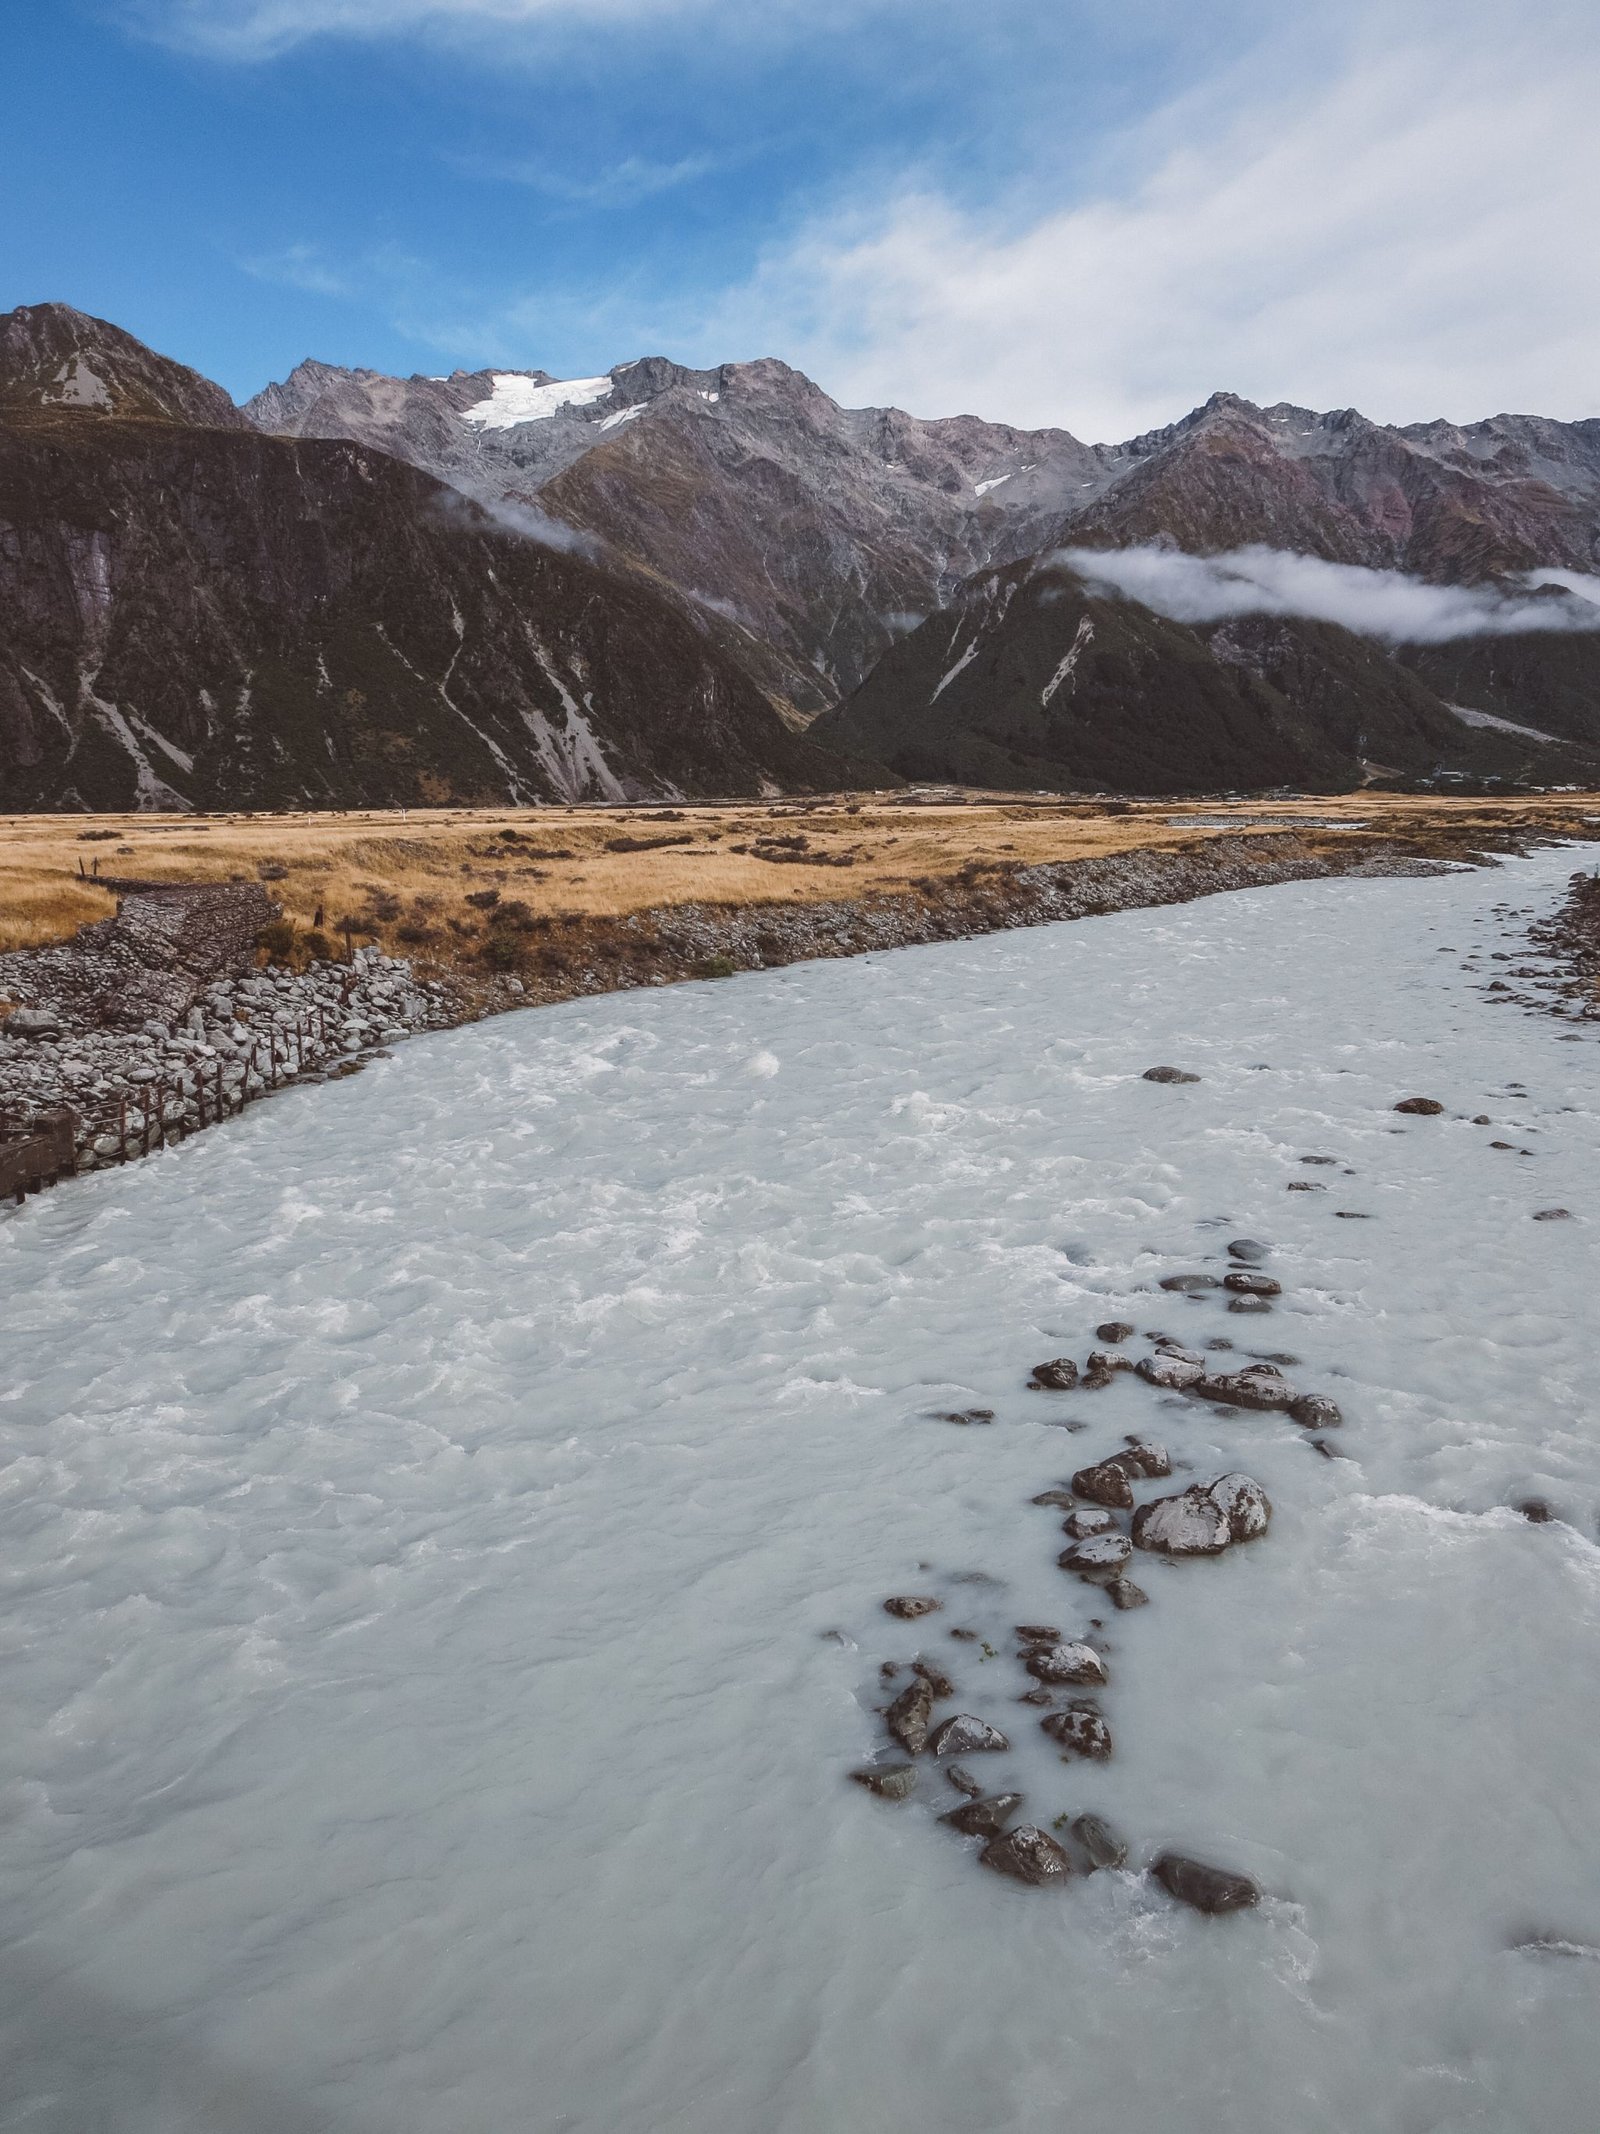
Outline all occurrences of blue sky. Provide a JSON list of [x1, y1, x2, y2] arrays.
[[5, 0, 1598, 436]]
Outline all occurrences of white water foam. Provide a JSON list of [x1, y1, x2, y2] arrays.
[[3, 848, 1598, 2132]]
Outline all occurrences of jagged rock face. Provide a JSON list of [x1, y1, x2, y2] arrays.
[[248, 363, 1600, 724], [0, 303, 247, 431], [1069, 394, 1600, 580], [0, 340, 855, 810], [247, 353, 1105, 718], [815, 555, 1600, 793]]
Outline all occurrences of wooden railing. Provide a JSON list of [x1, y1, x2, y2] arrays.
[[0, 1111, 78, 1203]]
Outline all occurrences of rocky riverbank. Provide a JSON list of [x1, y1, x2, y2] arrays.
[[0, 880, 459, 1176], [0, 825, 1557, 1192]]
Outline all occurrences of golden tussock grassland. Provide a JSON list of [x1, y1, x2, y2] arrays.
[[3, 792, 1597, 971]]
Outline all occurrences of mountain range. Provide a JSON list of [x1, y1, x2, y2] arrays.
[[3, 299, 1598, 809]]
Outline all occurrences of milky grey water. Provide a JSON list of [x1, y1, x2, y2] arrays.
[[3, 846, 1598, 2133]]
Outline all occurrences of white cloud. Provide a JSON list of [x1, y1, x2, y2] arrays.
[[237, 242, 352, 296], [135, 0, 832, 60], [1056, 546, 1600, 643], [449, 151, 721, 208], [708, 4, 1600, 436]]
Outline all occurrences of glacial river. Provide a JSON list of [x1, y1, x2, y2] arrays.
[[3, 845, 1598, 2134]]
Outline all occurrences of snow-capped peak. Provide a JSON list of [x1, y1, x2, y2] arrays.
[[460, 373, 614, 431]]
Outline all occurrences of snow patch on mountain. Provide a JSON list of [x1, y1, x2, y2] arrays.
[[1041, 615, 1095, 704], [461, 374, 614, 430], [930, 635, 981, 701], [1447, 704, 1558, 742]]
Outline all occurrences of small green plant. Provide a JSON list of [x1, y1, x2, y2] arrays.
[[256, 917, 298, 964], [696, 954, 738, 979], [481, 932, 527, 972]]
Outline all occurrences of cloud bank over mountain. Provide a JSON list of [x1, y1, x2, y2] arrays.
[[1055, 547, 1600, 644]]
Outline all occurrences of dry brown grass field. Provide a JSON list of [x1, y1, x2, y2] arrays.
[[4, 792, 1597, 969]]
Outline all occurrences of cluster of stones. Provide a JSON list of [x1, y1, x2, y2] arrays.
[[839, 1240, 1349, 1915], [1, 937, 453, 1174]]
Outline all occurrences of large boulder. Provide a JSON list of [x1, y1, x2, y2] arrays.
[[1153, 1852, 1260, 1913], [1132, 1474, 1271, 1556], [1071, 1814, 1128, 1870], [1072, 1441, 1170, 1508], [1193, 1363, 1295, 1411], [942, 1791, 1023, 1838], [4, 1006, 64, 1039], [1289, 1394, 1342, 1430], [1224, 1271, 1281, 1297], [885, 1677, 934, 1754], [1029, 1358, 1080, 1390], [980, 1825, 1073, 1885], [850, 1764, 917, 1800], [1138, 1348, 1206, 1391], [1041, 1704, 1113, 1760], [928, 1713, 1009, 1756], [1024, 1641, 1107, 1686], [1072, 1458, 1136, 1509], [1058, 1533, 1133, 1583]]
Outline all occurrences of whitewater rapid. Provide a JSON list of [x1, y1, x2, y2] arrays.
[[3, 846, 1598, 2134]]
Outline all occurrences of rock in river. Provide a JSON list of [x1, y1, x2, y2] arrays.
[[1160, 1273, 1221, 1293], [1072, 1458, 1137, 1509], [1058, 1533, 1133, 1584], [1227, 1238, 1271, 1264], [850, 1765, 917, 1800], [1138, 1349, 1206, 1391], [1107, 1577, 1149, 1611], [1224, 1271, 1281, 1297], [912, 1660, 955, 1699], [942, 1791, 1023, 1838], [886, 1677, 934, 1754], [1063, 1507, 1117, 1538], [1194, 1363, 1294, 1411], [980, 1825, 1072, 1885], [1289, 1394, 1343, 1430], [929, 1714, 1010, 1756], [1142, 1065, 1201, 1084], [1041, 1704, 1114, 1760], [1029, 1358, 1080, 1390], [1071, 1814, 1128, 1871], [1394, 1096, 1445, 1116], [883, 1595, 941, 1619], [1096, 1321, 1136, 1343], [1153, 1852, 1260, 1913], [1073, 1441, 1172, 1508], [1132, 1474, 1271, 1556], [1025, 1641, 1108, 1686]]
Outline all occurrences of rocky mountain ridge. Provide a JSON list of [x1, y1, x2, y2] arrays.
[[0, 304, 860, 810], [815, 554, 1600, 794], [247, 357, 1600, 721]]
